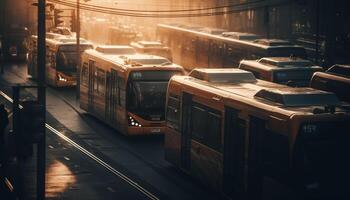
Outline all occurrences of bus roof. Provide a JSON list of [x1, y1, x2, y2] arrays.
[[254, 88, 340, 107], [46, 37, 92, 46], [83, 49, 183, 72], [189, 68, 257, 83], [199, 27, 228, 35], [221, 32, 261, 40], [157, 23, 305, 50], [95, 45, 136, 54], [130, 41, 167, 49], [240, 57, 322, 71], [170, 71, 343, 114], [326, 64, 350, 78], [252, 39, 293, 46]]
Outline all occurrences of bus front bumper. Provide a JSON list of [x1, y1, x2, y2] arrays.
[[56, 80, 77, 87], [127, 126, 165, 135]]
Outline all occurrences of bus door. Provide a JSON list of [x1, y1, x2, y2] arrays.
[[105, 69, 118, 124], [223, 107, 245, 198], [181, 93, 192, 171], [247, 116, 265, 199], [88, 60, 95, 112]]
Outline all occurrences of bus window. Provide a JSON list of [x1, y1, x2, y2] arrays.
[[94, 68, 105, 94], [56, 44, 93, 72], [166, 94, 181, 131], [262, 130, 289, 178], [191, 103, 222, 152], [81, 63, 88, 86], [191, 105, 206, 141], [46, 50, 56, 68], [247, 116, 265, 198], [127, 81, 168, 119], [117, 76, 126, 107], [127, 70, 181, 121]]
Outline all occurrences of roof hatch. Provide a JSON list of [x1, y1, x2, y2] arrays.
[[254, 88, 340, 107], [189, 68, 257, 83]]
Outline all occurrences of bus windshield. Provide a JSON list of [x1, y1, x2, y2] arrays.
[[127, 70, 180, 121], [56, 44, 93, 72]]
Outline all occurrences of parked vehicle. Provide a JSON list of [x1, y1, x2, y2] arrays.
[[310, 64, 350, 102], [165, 68, 350, 199]]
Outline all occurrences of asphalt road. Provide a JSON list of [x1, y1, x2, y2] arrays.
[[0, 62, 221, 200]]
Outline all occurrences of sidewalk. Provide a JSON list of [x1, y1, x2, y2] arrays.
[[0, 109, 37, 200]]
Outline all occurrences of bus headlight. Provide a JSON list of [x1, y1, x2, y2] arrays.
[[128, 115, 142, 127], [58, 74, 67, 82]]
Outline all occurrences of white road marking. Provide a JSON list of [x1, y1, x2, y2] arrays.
[[46, 124, 159, 200]]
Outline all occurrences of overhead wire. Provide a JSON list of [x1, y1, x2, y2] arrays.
[[58, 0, 265, 13], [48, 0, 271, 18]]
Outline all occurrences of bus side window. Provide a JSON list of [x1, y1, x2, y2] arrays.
[[81, 63, 88, 86], [166, 94, 180, 131], [94, 68, 105, 95], [117, 76, 126, 107], [262, 130, 289, 177], [191, 103, 222, 152], [46, 49, 55, 68]]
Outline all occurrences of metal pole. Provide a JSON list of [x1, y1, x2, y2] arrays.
[[315, 0, 320, 65], [76, 0, 80, 100], [0, 0, 5, 35], [37, 0, 46, 199]]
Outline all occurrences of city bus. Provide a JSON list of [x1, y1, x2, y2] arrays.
[[80, 51, 184, 136], [27, 36, 93, 87], [239, 57, 323, 87], [157, 23, 307, 71], [310, 64, 350, 102], [165, 68, 350, 199]]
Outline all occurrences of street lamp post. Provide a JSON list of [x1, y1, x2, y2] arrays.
[[76, 0, 80, 100], [37, 0, 46, 199]]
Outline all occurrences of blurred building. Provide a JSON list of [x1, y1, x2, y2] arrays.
[[1, 0, 349, 65], [150, 0, 350, 65]]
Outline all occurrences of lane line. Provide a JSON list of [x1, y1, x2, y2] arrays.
[[0, 90, 159, 200], [46, 124, 159, 200]]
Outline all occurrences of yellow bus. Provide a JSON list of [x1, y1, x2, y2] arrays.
[[165, 68, 350, 199], [157, 23, 307, 71], [27, 36, 93, 87], [80, 50, 184, 135]]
